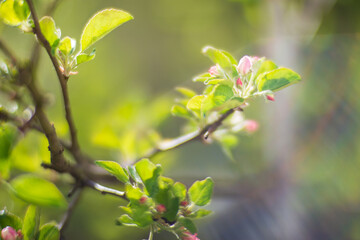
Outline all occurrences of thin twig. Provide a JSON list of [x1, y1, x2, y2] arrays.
[[0, 39, 18, 66], [58, 188, 83, 235], [135, 107, 241, 163], [84, 179, 127, 200]]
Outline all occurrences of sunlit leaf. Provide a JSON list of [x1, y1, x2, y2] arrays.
[[135, 159, 161, 196], [58, 36, 76, 56], [95, 160, 129, 183], [0, 0, 29, 26], [0, 209, 22, 230], [39, 16, 61, 47], [172, 182, 186, 201], [189, 209, 213, 219], [76, 49, 96, 66], [176, 87, 196, 98], [187, 95, 205, 113], [22, 205, 40, 240], [189, 177, 214, 206], [0, 123, 18, 159], [10, 175, 67, 208], [256, 67, 301, 92], [178, 217, 197, 234], [37, 222, 60, 240], [202, 46, 238, 79], [171, 105, 192, 119], [80, 8, 133, 51]]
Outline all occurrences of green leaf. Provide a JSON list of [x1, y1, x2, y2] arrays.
[[58, 36, 76, 56], [0, 0, 29, 26], [201, 85, 234, 113], [0, 123, 18, 159], [76, 49, 96, 66], [125, 184, 143, 204], [117, 214, 137, 227], [204, 79, 233, 87], [256, 67, 301, 92], [178, 217, 197, 234], [10, 174, 67, 208], [37, 222, 60, 240], [80, 8, 133, 51], [171, 105, 192, 119], [128, 166, 142, 184], [13, 0, 30, 22], [135, 159, 161, 196], [186, 95, 205, 113], [172, 182, 186, 201], [189, 177, 214, 206], [95, 160, 129, 183], [176, 87, 196, 98], [39, 16, 61, 47], [193, 72, 213, 82], [0, 209, 23, 230], [220, 50, 237, 65], [202, 46, 238, 79], [189, 209, 213, 219], [255, 60, 278, 80], [22, 205, 40, 240], [120, 205, 153, 227]]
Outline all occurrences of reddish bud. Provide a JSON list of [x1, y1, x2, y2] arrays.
[[180, 201, 189, 207], [244, 120, 259, 133], [181, 231, 200, 240], [1, 227, 17, 240], [139, 196, 147, 204], [156, 204, 166, 214], [236, 78, 243, 86], [208, 65, 219, 76], [266, 94, 275, 101], [237, 56, 252, 75]]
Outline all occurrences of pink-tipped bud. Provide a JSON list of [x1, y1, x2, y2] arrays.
[[156, 204, 166, 214], [180, 201, 189, 207], [236, 78, 243, 86], [244, 120, 259, 133], [181, 231, 200, 240], [208, 65, 219, 76], [237, 56, 252, 75], [266, 94, 275, 101], [139, 196, 147, 204], [1, 227, 18, 240]]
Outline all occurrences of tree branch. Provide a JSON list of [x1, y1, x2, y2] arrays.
[[136, 107, 241, 162], [26, 0, 81, 162], [84, 179, 127, 200]]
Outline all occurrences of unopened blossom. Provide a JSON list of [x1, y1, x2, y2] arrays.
[[156, 204, 166, 214], [266, 94, 275, 101], [236, 77, 243, 86], [1, 226, 18, 240], [180, 201, 189, 207], [244, 120, 259, 133], [181, 231, 200, 240], [139, 196, 147, 204], [237, 56, 252, 75], [208, 65, 219, 76]]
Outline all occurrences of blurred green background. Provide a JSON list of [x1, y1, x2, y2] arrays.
[[1, 0, 360, 239]]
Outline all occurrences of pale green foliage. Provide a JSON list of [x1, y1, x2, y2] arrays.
[[22, 205, 40, 240], [37, 222, 60, 240], [95, 160, 130, 183]]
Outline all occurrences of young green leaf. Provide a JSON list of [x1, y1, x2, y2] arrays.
[[171, 105, 192, 119], [10, 175, 67, 208], [256, 67, 301, 92], [135, 159, 162, 196], [76, 50, 96, 66], [172, 182, 186, 201], [187, 95, 205, 113], [117, 214, 137, 227], [128, 166, 142, 184], [22, 205, 40, 240], [95, 160, 130, 183], [58, 36, 76, 56], [202, 46, 238, 79], [189, 209, 213, 219], [80, 8, 133, 51], [176, 87, 196, 98], [37, 222, 60, 240], [189, 177, 214, 206], [178, 217, 197, 234], [0, 0, 29, 26], [0, 209, 23, 230], [39, 16, 61, 47], [193, 72, 213, 82], [254, 60, 278, 81], [125, 184, 144, 204]]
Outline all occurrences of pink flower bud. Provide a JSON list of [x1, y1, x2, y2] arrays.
[[181, 231, 200, 240], [236, 78, 243, 86], [139, 196, 147, 204], [252, 56, 260, 62], [266, 94, 275, 101], [244, 120, 259, 133], [156, 204, 166, 214], [180, 201, 189, 207], [208, 65, 219, 76], [1, 226, 18, 240], [237, 56, 252, 75]]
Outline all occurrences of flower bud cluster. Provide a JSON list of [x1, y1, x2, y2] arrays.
[[1, 226, 22, 240]]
